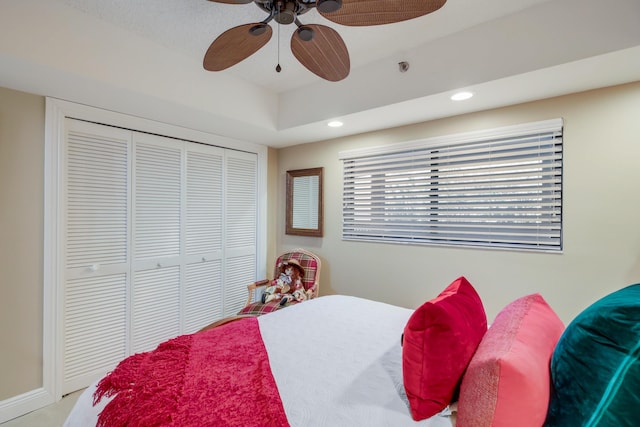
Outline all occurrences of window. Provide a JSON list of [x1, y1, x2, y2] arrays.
[[340, 119, 563, 252]]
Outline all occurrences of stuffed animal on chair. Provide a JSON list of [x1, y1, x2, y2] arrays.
[[262, 259, 304, 305]]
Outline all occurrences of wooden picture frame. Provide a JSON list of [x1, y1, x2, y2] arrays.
[[286, 167, 323, 237]]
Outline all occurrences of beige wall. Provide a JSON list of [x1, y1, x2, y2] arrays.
[[0, 87, 45, 399], [278, 81, 640, 324]]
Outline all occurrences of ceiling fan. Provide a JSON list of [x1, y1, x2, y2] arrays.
[[203, 0, 447, 82]]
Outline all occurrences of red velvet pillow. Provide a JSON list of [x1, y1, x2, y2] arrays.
[[402, 276, 487, 421]]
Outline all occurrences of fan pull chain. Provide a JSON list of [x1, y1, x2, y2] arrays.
[[276, 21, 282, 73]]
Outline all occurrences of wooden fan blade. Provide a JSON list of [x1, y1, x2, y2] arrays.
[[319, 0, 447, 26], [207, 0, 253, 4], [203, 23, 272, 71], [291, 24, 350, 82]]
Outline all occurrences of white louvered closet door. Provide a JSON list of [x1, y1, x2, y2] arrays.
[[223, 150, 258, 316], [131, 133, 183, 353], [183, 143, 224, 333], [60, 120, 259, 393], [62, 119, 131, 394]]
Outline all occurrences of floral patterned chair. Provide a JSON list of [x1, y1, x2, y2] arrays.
[[238, 248, 321, 316]]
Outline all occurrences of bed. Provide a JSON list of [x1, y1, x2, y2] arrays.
[[64, 277, 640, 426], [63, 295, 455, 427]]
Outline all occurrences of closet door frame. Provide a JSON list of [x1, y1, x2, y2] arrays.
[[44, 98, 268, 401]]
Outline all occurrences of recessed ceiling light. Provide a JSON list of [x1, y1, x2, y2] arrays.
[[451, 91, 474, 101], [328, 120, 343, 128]]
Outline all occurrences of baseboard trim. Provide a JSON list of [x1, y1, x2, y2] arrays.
[[0, 388, 55, 424]]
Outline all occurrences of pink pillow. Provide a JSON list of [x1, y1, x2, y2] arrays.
[[456, 293, 564, 427], [402, 276, 487, 421]]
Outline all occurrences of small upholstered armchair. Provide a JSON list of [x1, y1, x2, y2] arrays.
[[238, 248, 321, 316]]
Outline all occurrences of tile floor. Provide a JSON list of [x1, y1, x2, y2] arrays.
[[1, 390, 83, 427]]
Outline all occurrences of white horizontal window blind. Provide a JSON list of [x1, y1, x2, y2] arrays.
[[340, 119, 563, 251]]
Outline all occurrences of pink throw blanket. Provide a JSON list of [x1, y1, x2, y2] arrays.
[[94, 317, 289, 427]]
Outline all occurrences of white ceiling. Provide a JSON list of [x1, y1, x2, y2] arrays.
[[1, 0, 639, 147]]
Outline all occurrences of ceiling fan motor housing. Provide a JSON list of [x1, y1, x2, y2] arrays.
[[255, 0, 314, 25]]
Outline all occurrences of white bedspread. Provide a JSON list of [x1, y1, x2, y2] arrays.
[[65, 295, 453, 426]]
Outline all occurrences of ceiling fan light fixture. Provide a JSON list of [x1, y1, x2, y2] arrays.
[[317, 0, 342, 14], [275, 1, 296, 25], [296, 26, 315, 42]]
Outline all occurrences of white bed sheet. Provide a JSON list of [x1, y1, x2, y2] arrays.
[[65, 295, 453, 426]]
